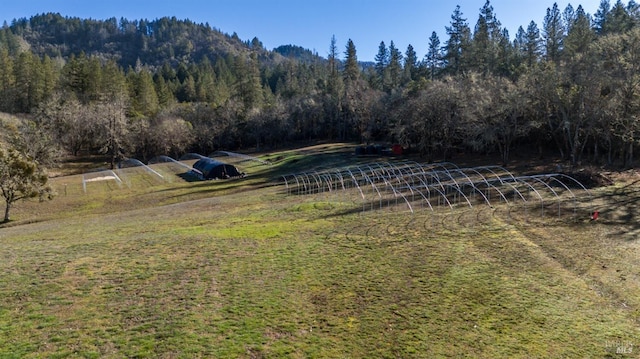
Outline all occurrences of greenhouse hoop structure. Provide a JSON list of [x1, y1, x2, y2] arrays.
[[281, 161, 593, 219], [82, 170, 123, 193]]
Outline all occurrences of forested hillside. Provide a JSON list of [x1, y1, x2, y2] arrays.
[[1, 0, 640, 169]]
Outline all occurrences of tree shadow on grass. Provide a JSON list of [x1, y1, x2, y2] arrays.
[[591, 179, 640, 241]]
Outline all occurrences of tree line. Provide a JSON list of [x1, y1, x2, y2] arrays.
[[1, 0, 640, 170]]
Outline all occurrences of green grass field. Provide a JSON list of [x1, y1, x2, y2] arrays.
[[0, 144, 639, 358]]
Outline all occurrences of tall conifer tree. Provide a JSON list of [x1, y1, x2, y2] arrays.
[[0, 48, 15, 112], [373, 41, 388, 90], [606, 0, 634, 34], [425, 31, 443, 80], [524, 21, 542, 67], [387, 41, 403, 91], [543, 3, 565, 63], [564, 5, 595, 58], [343, 39, 359, 82], [594, 0, 612, 34], [444, 5, 471, 75], [404, 44, 418, 84], [471, 0, 503, 74]]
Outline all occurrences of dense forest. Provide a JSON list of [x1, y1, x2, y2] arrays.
[[1, 0, 640, 169]]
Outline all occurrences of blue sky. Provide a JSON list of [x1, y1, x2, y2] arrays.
[[2, 0, 603, 61]]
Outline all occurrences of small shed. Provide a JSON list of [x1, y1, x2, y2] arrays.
[[192, 158, 243, 179]]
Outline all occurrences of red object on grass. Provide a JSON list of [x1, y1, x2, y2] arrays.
[[392, 144, 403, 155], [591, 211, 599, 220]]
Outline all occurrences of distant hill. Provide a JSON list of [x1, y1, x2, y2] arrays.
[[273, 44, 324, 64], [6, 13, 326, 69]]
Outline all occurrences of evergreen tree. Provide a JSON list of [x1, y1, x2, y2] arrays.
[[159, 61, 177, 82], [513, 26, 528, 71], [13, 52, 56, 113], [563, 4, 577, 33], [13, 52, 35, 112], [628, 0, 640, 24], [594, 0, 611, 34], [196, 70, 216, 103], [514, 26, 527, 54], [495, 28, 516, 78], [605, 0, 635, 33], [564, 5, 595, 59], [179, 74, 197, 102], [543, 3, 565, 63], [62, 53, 90, 102], [425, 31, 443, 80], [153, 73, 174, 108], [524, 21, 542, 67], [41, 55, 59, 102], [444, 5, 472, 75], [387, 41, 403, 91], [86, 56, 105, 102], [342, 39, 361, 141], [128, 68, 159, 117], [213, 56, 234, 104], [250, 36, 263, 50], [373, 41, 388, 90], [233, 53, 263, 111], [327, 35, 340, 89], [195, 56, 217, 103], [404, 44, 418, 84], [176, 62, 189, 84], [343, 39, 359, 82], [374, 42, 388, 73], [101, 60, 128, 102], [0, 48, 15, 112], [246, 52, 263, 109], [326, 35, 344, 140], [471, 0, 503, 74], [0, 27, 22, 56]]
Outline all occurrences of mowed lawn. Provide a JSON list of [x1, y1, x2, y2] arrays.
[[0, 148, 639, 358]]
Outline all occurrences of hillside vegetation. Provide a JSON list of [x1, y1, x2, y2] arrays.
[[0, 145, 638, 358], [3, 2, 640, 168]]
